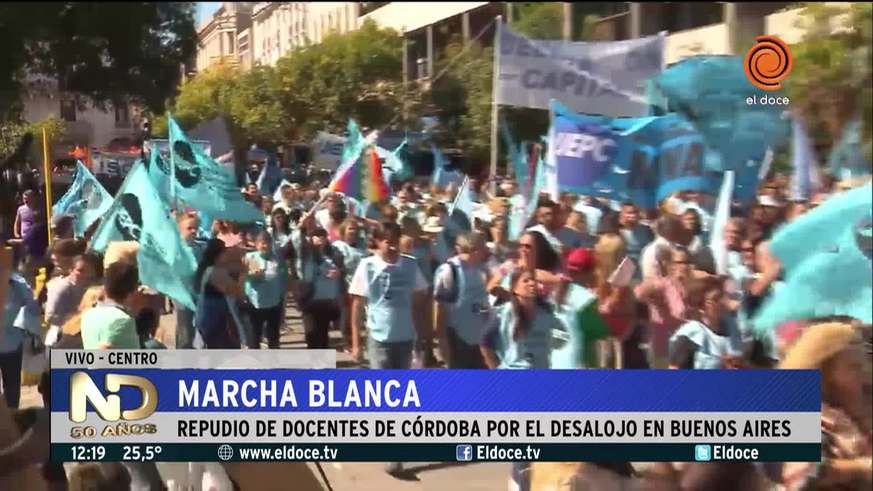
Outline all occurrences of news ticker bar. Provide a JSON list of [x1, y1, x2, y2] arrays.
[[51, 443, 821, 463], [52, 412, 821, 444]]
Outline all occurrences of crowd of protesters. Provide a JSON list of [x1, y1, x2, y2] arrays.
[[0, 162, 870, 490]]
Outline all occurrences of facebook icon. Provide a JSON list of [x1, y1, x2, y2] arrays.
[[456, 445, 473, 462]]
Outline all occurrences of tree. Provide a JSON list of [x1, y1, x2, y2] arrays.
[[0, 2, 197, 116], [428, 37, 494, 170], [151, 63, 242, 143], [788, 2, 872, 161], [512, 3, 564, 40], [275, 19, 416, 138], [0, 115, 67, 165], [225, 66, 292, 146]]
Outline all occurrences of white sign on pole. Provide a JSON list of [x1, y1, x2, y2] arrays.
[[311, 132, 347, 171], [497, 25, 665, 117]]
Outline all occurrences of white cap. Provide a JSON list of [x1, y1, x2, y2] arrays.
[[421, 216, 445, 233], [758, 195, 781, 207]]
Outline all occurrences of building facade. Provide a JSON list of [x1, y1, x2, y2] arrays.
[[307, 2, 360, 45], [22, 75, 143, 156], [252, 2, 309, 67], [195, 2, 255, 73]]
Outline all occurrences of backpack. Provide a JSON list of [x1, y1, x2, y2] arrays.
[[434, 259, 462, 304]]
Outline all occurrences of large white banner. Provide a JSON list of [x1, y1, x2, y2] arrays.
[[497, 25, 665, 117]]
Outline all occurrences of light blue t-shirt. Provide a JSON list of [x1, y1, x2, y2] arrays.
[[669, 318, 743, 369], [243, 251, 285, 309], [483, 303, 560, 369], [1, 275, 41, 353], [348, 254, 428, 343], [550, 285, 597, 369], [301, 253, 343, 302], [333, 240, 366, 286], [412, 244, 435, 286], [433, 231, 454, 265], [433, 257, 490, 345]]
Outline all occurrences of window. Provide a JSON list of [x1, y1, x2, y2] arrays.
[[60, 99, 76, 122], [115, 103, 130, 128]]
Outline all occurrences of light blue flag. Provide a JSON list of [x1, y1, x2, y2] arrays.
[[256, 154, 283, 195], [375, 142, 410, 186], [89, 162, 199, 309], [509, 149, 546, 241], [790, 117, 822, 201], [332, 119, 367, 181], [52, 161, 113, 238], [449, 176, 475, 231], [198, 209, 214, 239], [654, 56, 790, 173], [431, 144, 463, 190], [500, 118, 528, 191], [753, 183, 872, 333], [548, 99, 717, 209], [709, 170, 734, 275], [161, 116, 262, 223], [828, 120, 870, 180]]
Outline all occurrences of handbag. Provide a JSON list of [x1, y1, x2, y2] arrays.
[[22, 333, 48, 375]]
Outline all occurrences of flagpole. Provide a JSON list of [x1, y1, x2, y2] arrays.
[[42, 127, 54, 246], [167, 112, 177, 211], [489, 15, 503, 195], [545, 100, 558, 201]]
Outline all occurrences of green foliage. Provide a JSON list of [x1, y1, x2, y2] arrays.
[[0, 2, 197, 116], [788, 2, 872, 161], [275, 19, 414, 138], [428, 37, 494, 168], [0, 115, 67, 162], [225, 66, 290, 146], [512, 3, 564, 40]]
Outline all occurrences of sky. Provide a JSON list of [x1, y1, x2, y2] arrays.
[[196, 2, 221, 25]]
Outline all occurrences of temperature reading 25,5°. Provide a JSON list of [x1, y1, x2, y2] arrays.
[[123, 445, 163, 462]]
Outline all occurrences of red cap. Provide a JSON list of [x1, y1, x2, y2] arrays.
[[566, 248, 595, 273]]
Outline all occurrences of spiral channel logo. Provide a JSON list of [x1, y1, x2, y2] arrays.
[[744, 35, 793, 91]]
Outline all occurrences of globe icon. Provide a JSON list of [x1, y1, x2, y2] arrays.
[[217, 444, 234, 461]]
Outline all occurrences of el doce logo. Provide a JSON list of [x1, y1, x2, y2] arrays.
[[70, 372, 158, 423], [744, 35, 793, 91]]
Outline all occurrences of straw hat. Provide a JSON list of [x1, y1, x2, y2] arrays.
[[422, 216, 445, 233]]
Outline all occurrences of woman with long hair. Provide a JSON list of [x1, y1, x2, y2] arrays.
[[243, 231, 286, 349], [593, 234, 639, 368], [194, 239, 245, 349], [481, 268, 562, 491], [487, 230, 562, 301], [297, 227, 344, 349], [333, 218, 366, 351], [668, 277, 744, 369]]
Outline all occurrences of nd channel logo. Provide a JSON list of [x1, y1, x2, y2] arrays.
[[68, 372, 159, 439], [70, 372, 158, 423], [456, 445, 473, 462], [695, 445, 712, 462]]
